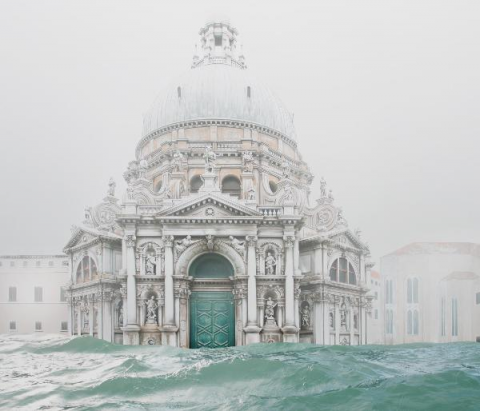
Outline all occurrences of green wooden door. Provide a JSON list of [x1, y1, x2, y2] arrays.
[[190, 292, 235, 348]]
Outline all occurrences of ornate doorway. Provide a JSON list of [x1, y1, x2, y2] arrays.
[[189, 254, 235, 348]]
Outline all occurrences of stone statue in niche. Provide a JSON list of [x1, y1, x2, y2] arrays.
[[247, 187, 256, 201], [265, 252, 277, 275], [203, 146, 216, 173], [108, 177, 116, 197], [329, 310, 335, 329], [118, 306, 123, 327], [301, 305, 310, 328], [264, 297, 277, 326], [242, 151, 254, 172], [175, 235, 193, 255], [340, 302, 348, 331], [229, 236, 245, 254], [145, 296, 158, 324], [145, 252, 157, 275]]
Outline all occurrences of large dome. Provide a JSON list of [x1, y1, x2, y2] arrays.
[[142, 57, 296, 141]]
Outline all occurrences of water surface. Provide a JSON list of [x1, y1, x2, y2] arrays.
[[1, 335, 479, 410]]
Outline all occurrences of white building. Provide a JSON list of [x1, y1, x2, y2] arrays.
[[381, 242, 480, 344], [368, 270, 383, 344], [64, 19, 374, 347], [0, 255, 69, 334]]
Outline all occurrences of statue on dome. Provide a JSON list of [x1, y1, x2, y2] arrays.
[[203, 146, 216, 173], [282, 157, 291, 178], [320, 177, 327, 198], [242, 151, 254, 172], [107, 178, 116, 197], [172, 150, 185, 172]]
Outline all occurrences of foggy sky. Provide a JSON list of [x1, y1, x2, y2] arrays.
[[0, 0, 479, 262]]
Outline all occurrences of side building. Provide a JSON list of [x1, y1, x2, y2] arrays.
[[0, 255, 70, 334], [381, 242, 480, 344]]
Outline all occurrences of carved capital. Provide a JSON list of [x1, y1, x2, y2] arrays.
[[246, 235, 258, 248], [162, 235, 174, 248], [125, 235, 136, 248], [283, 236, 295, 248]]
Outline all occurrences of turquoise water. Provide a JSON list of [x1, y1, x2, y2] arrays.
[[1, 335, 480, 410]]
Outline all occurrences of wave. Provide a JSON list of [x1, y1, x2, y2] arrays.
[[0, 335, 480, 410]]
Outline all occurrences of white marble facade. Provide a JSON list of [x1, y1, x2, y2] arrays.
[[64, 20, 374, 347]]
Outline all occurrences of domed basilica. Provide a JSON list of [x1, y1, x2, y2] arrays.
[[64, 20, 374, 347]]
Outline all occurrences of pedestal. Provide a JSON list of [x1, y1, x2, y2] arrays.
[[281, 325, 299, 343], [160, 324, 179, 347], [244, 325, 262, 344], [122, 324, 141, 345]]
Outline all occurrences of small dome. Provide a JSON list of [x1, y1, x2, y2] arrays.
[[142, 63, 296, 141]]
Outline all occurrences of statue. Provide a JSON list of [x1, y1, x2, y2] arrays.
[[247, 187, 256, 201], [337, 208, 347, 226], [284, 185, 294, 203], [242, 151, 254, 172], [118, 307, 123, 327], [206, 235, 215, 251], [329, 311, 335, 329], [340, 303, 347, 330], [301, 305, 310, 328], [320, 177, 327, 198], [265, 252, 277, 275], [126, 184, 135, 201], [172, 150, 184, 172], [107, 178, 116, 197], [145, 296, 158, 324], [203, 146, 217, 173], [281, 158, 290, 178], [328, 189, 334, 202], [145, 253, 156, 275], [229, 236, 245, 254], [175, 235, 193, 255], [264, 297, 278, 325]]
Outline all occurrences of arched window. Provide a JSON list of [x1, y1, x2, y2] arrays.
[[407, 278, 419, 303], [189, 254, 234, 279], [407, 310, 413, 335], [177, 86, 182, 98], [221, 175, 241, 198], [329, 258, 356, 285], [190, 175, 203, 194], [386, 309, 394, 334], [76, 256, 97, 283], [247, 86, 251, 98]]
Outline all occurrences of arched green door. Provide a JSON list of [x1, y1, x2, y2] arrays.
[[189, 254, 235, 348]]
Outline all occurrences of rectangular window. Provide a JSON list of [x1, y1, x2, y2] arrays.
[[61, 321, 68, 332], [34, 287, 43, 302], [386, 309, 393, 334], [9, 321, 16, 331], [374, 291, 378, 300], [214, 35, 222, 46], [10, 261, 15, 267], [375, 309, 378, 320], [60, 287, 66, 302], [476, 292, 480, 305], [35, 321, 42, 332], [452, 298, 458, 337], [9, 287, 17, 302]]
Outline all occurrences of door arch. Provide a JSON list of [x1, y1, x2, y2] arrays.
[[189, 253, 235, 348]]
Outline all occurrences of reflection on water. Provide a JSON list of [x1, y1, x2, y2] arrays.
[[1, 334, 480, 410]]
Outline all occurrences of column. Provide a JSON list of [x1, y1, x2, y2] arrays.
[[294, 238, 301, 276], [349, 307, 354, 345], [88, 295, 94, 336], [76, 301, 81, 336], [314, 246, 322, 277], [122, 234, 140, 345], [161, 236, 178, 347], [103, 292, 113, 343], [282, 236, 298, 342], [244, 236, 261, 344], [314, 300, 323, 344], [335, 302, 340, 344]]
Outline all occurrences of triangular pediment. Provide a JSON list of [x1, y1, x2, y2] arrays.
[[157, 193, 263, 218], [329, 228, 368, 251], [64, 225, 122, 252]]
